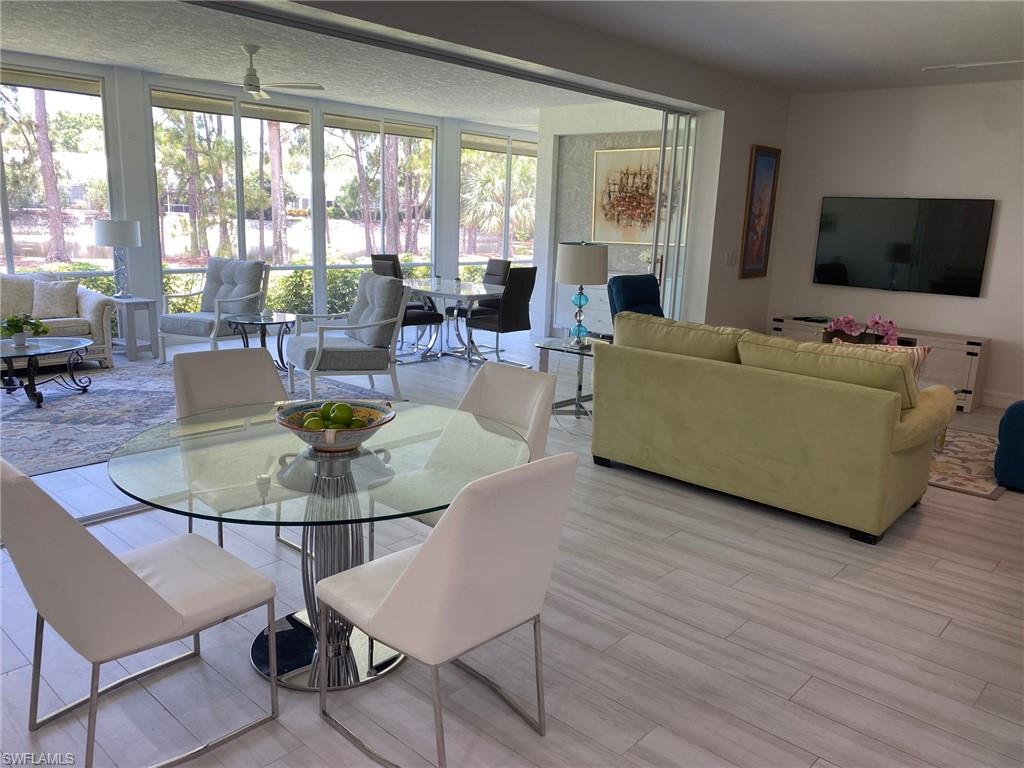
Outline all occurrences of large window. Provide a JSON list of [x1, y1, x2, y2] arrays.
[[241, 103, 312, 312], [0, 69, 114, 293], [323, 115, 433, 281], [458, 133, 536, 279]]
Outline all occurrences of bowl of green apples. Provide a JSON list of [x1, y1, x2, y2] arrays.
[[276, 399, 395, 452]]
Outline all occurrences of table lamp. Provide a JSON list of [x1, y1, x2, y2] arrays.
[[94, 219, 141, 298], [556, 242, 608, 347]]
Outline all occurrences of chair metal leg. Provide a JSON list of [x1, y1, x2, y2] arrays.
[[389, 368, 402, 401], [158, 335, 167, 364], [493, 333, 531, 368], [217, 521, 224, 548], [450, 615, 546, 735], [431, 665, 447, 768], [317, 599, 399, 768], [287, 364, 295, 394], [367, 375, 375, 390], [28, 607, 276, 768], [267, 599, 279, 718], [85, 662, 100, 768]]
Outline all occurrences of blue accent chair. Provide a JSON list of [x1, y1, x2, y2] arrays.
[[994, 401, 1024, 492], [607, 274, 664, 321]]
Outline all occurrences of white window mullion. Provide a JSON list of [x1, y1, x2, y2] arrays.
[[232, 98, 246, 259], [503, 138, 512, 261], [310, 104, 328, 314], [0, 133, 14, 273]]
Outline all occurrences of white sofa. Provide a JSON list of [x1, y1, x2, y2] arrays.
[[0, 273, 115, 368]]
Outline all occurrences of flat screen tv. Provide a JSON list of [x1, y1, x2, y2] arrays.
[[813, 197, 995, 297]]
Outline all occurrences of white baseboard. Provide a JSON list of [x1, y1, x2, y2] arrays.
[[982, 390, 1022, 410]]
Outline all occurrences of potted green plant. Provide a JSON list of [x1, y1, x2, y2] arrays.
[[2, 313, 49, 347]]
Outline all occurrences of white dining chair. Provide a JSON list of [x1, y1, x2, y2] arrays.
[[316, 452, 577, 768], [1, 459, 279, 768], [412, 362, 555, 529], [173, 347, 288, 545]]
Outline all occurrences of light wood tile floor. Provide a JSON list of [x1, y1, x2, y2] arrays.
[[2, 335, 1021, 767]]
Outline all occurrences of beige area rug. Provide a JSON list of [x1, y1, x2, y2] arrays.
[[929, 429, 1005, 500]]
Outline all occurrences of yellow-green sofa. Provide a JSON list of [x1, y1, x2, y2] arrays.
[[592, 312, 956, 543]]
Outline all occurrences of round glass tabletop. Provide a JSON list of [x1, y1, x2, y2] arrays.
[[0, 336, 93, 359], [224, 312, 297, 325], [108, 401, 530, 526]]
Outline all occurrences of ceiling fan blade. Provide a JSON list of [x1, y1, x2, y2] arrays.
[[922, 59, 1024, 71], [262, 83, 325, 90]]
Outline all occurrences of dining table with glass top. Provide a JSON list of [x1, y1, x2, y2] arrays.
[[402, 277, 504, 364], [107, 400, 529, 692]]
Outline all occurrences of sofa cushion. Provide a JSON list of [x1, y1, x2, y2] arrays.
[[738, 331, 919, 408], [832, 338, 932, 376], [159, 312, 235, 338], [199, 258, 265, 314], [614, 312, 746, 363], [40, 317, 92, 337], [33, 280, 80, 319], [0, 274, 38, 317], [286, 334, 390, 372], [346, 272, 405, 347]]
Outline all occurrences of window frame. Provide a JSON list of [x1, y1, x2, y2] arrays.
[[0, 66, 116, 284]]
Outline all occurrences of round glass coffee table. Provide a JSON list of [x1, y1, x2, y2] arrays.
[[1, 336, 94, 408], [224, 312, 296, 371], [107, 400, 529, 692]]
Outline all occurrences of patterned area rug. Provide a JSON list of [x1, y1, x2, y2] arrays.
[[930, 429, 1005, 499], [0, 359, 378, 476]]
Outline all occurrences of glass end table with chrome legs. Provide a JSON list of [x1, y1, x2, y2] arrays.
[[535, 337, 607, 418]]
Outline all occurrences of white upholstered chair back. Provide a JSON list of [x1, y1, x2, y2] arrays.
[[457, 363, 555, 460], [173, 348, 288, 418], [368, 452, 576, 665], [0, 460, 183, 663]]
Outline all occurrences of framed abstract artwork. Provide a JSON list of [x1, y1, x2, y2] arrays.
[[739, 144, 782, 279], [592, 147, 660, 245]]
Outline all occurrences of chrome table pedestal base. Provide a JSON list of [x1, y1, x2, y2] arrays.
[[250, 610, 402, 692], [251, 447, 404, 692]]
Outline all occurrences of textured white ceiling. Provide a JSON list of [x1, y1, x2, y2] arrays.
[[527, 1, 1024, 93], [0, 0, 604, 129]]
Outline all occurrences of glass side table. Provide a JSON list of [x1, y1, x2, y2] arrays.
[[224, 312, 297, 372], [1, 336, 94, 408], [535, 337, 608, 418]]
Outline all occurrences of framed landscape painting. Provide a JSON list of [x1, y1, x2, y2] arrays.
[[739, 145, 781, 279], [592, 147, 660, 244]]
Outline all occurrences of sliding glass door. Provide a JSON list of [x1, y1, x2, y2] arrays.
[[651, 112, 695, 320]]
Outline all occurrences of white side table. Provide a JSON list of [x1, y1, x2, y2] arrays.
[[111, 296, 158, 361]]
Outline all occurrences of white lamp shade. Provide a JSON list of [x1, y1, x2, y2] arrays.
[[94, 220, 141, 248], [555, 242, 609, 285]]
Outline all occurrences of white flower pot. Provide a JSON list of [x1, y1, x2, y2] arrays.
[[11, 332, 27, 347]]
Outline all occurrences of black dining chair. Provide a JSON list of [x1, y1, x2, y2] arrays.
[[445, 258, 510, 348], [372, 255, 440, 355], [465, 266, 536, 367]]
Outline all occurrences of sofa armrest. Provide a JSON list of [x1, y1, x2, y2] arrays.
[[891, 385, 956, 453], [77, 286, 114, 344]]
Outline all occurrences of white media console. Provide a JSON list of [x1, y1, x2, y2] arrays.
[[769, 316, 989, 413]]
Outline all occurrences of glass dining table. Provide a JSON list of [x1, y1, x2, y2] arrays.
[[108, 400, 530, 692]]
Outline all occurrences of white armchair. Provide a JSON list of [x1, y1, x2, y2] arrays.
[[158, 258, 270, 363], [286, 272, 409, 400]]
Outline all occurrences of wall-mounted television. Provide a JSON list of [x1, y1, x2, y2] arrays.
[[813, 196, 995, 297]]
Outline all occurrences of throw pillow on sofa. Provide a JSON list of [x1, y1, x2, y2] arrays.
[[738, 331, 919, 408], [832, 338, 932, 376], [614, 312, 746, 363], [32, 279, 79, 320]]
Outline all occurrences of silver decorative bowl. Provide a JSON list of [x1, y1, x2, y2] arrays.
[[276, 399, 395, 452]]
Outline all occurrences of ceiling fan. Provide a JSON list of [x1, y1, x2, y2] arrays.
[[922, 59, 1024, 72], [168, 44, 325, 100]]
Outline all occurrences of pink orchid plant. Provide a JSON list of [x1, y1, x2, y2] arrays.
[[825, 313, 899, 345]]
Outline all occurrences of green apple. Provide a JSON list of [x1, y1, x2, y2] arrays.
[[329, 402, 353, 426], [349, 417, 367, 429], [303, 416, 325, 430], [319, 401, 336, 420]]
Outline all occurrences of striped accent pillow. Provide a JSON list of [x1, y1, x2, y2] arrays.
[[832, 338, 932, 376]]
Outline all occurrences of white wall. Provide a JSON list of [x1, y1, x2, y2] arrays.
[[297, 1, 792, 330], [769, 81, 1024, 407]]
